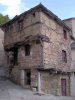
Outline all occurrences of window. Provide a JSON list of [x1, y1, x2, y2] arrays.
[[36, 40, 40, 44], [5, 24, 13, 33], [8, 25, 13, 33], [63, 29, 67, 39], [25, 70, 31, 85], [10, 25, 13, 31], [25, 45, 31, 56], [32, 13, 35, 17], [5, 26, 9, 33], [13, 47, 18, 65], [62, 50, 67, 63], [18, 20, 23, 31], [9, 47, 18, 65]]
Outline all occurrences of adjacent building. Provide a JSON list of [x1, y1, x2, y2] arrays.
[[64, 18, 75, 96], [2, 4, 72, 96], [0, 28, 8, 78]]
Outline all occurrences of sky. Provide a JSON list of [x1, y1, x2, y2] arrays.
[[0, 0, 75, 20]]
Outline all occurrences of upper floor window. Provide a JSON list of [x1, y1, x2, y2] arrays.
[[32, 13, 36, 17], [13, 47, 18, 65], [5, 24, 13, 33], [63, 29, 67, 39], [5, 26, 8, 33], [62, 50, 67, 63], [10, 47, 18, 65], [5, 25, 10, 33], [8, 25, 13, 33], [9, 25, 13, 33], [36, 40, 40, 44], [25, 44, 31, 56], [18, 20, 23, 31]]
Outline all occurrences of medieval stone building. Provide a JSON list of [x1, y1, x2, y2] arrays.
[[2, 4, 72, 96]]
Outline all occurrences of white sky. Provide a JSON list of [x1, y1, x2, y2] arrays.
[[0, 0, 23, 18]]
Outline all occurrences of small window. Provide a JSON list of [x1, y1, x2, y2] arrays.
[[9, 25, 13, 33], [32, 13, 35, 17], [18, 20, 23, 31], [5, 25, 13, 33], [63, 29, 67, 39], [36, 40, 40, 44], [25, 45, 31, 56], [10, 25, 13, 30], [14, 47, 18, 65], [62, 50, 67, 63], [8, 47, 18, 66], [5, 26, 9, 33]]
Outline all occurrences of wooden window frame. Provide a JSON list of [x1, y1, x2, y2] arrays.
[[62, 50, 67, 63]]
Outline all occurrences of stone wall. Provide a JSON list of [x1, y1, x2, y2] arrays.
[[18, 41, 43, 69], [31, 69, 38, 88], [40, 12, 71, 71], [4, 11, 41, 46], [10, 67, 20, 84], [41, 71, 70, 96], [11, 68, 38, 89], [4, 10, 71, 72]]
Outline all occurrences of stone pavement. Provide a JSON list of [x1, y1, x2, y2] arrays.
[[0, 79, 75, 100]]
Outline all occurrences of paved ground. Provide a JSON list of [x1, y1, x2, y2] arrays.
[[0, 79, 75, 100]]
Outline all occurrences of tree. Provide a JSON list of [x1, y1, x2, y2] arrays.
[[0, 14, 10, 25]]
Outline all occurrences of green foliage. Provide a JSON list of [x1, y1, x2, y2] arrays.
[[0, 14, 10, 25]]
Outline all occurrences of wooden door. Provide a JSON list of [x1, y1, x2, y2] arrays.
[[61, 79, 66, 96]]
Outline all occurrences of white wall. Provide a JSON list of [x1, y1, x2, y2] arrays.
[[70, 73, 75, 96], [0, 28, 8, 77]]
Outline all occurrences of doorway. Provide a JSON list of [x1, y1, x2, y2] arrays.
[[25, 70, 31, 86], [61, 79, 66, 96]]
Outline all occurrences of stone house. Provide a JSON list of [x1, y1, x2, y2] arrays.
[[64, 18, 75, 96], [2, 4, 72, 96], [0, 28, 8, 78]]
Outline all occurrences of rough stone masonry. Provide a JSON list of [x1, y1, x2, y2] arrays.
[[1, 4, 72, 96]]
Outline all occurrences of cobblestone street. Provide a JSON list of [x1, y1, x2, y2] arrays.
[[0, 79, 75, 100]]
